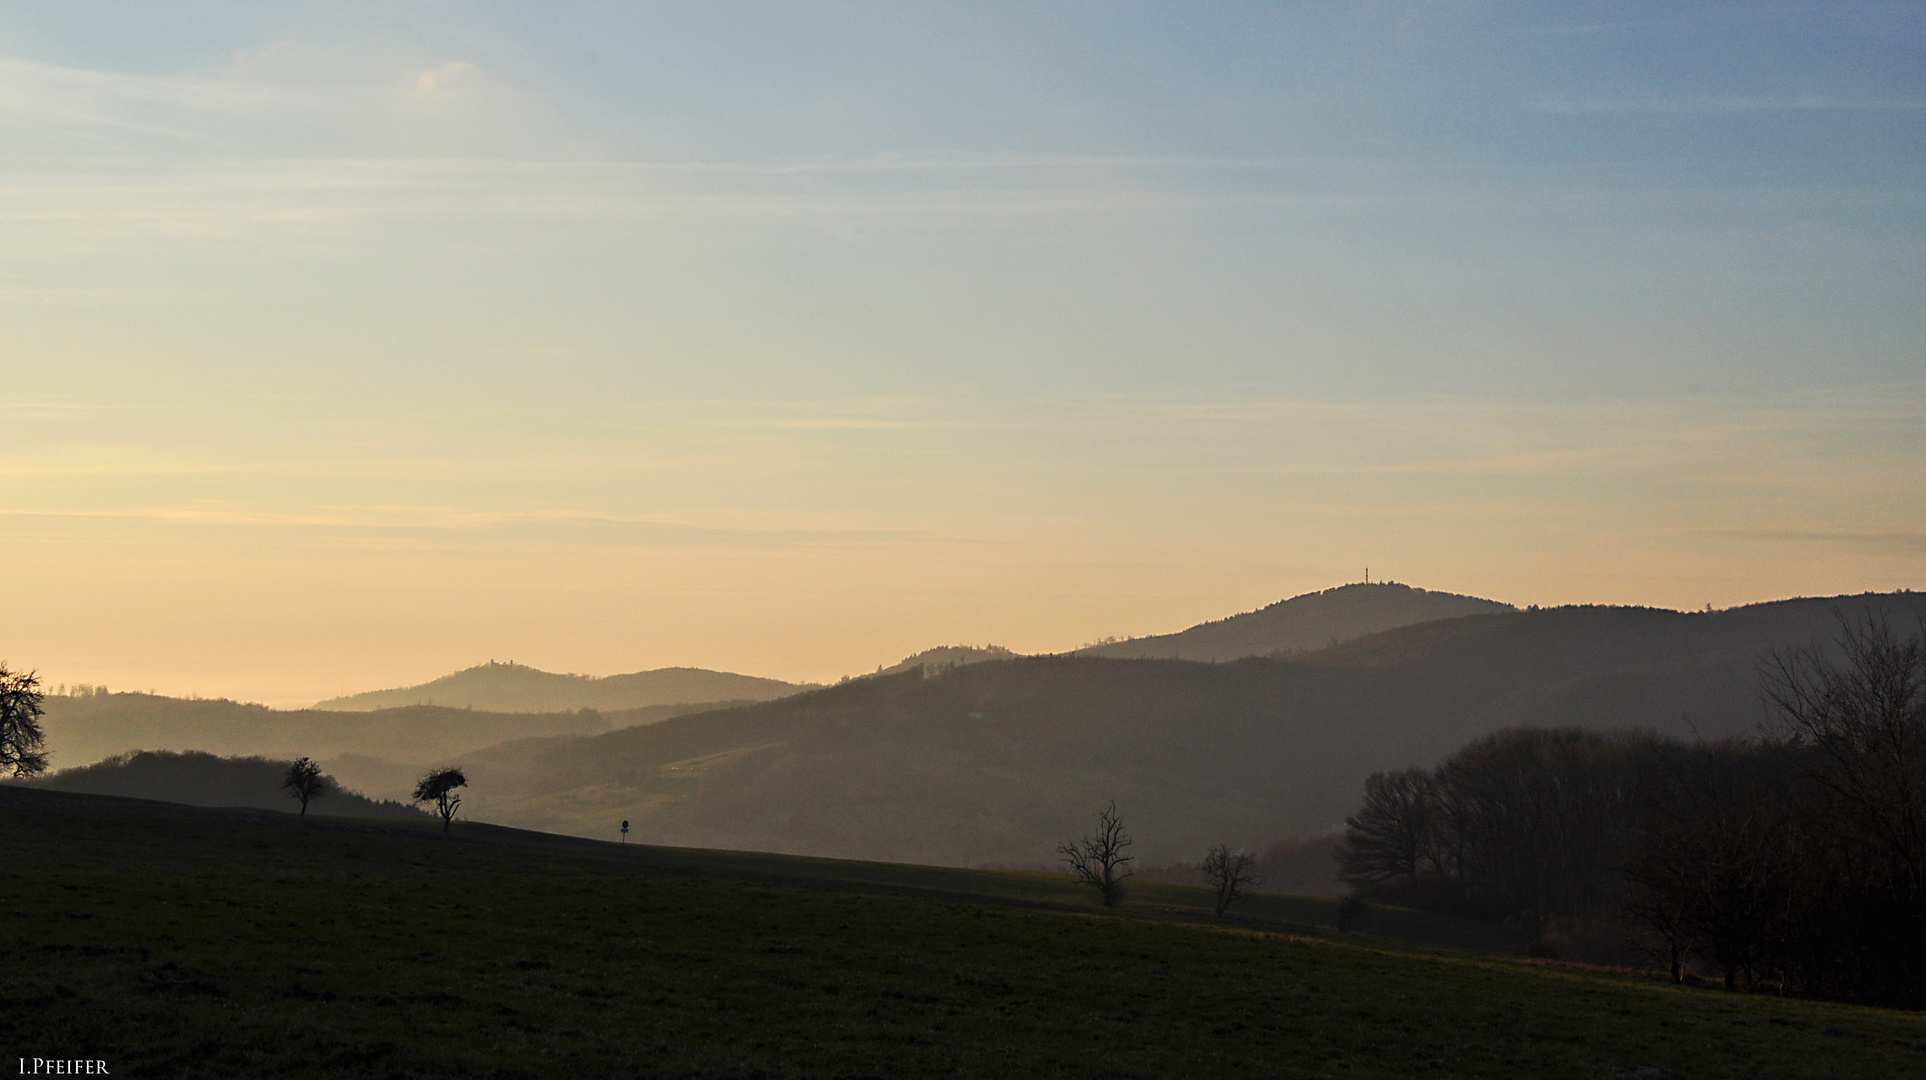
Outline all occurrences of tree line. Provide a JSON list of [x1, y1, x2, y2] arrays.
[[1340, 612, 1926, 1007]]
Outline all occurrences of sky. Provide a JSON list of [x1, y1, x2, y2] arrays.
[[2, 1, 1922, 705]]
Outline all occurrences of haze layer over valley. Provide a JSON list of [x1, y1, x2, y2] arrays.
[[32, 582, 1919, 869], [36, 583, 1494, 801]]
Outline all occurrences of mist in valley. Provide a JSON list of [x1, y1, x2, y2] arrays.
[[27, 584, 1923, 883]]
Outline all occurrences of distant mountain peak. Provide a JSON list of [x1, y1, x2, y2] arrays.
[[314, 663, 805, 713], [1074, 582, 1515, 663]]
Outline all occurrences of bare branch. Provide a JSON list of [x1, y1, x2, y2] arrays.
[[0, 665, 48, 779], [1059, 800, 1135, 907], [1201, 844, 1264, 916]]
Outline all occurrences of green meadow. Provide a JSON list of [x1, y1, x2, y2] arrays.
[[3, 788, 1922, 1079]]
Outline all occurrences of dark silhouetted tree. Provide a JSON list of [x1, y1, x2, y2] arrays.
[[1201, 843, 1263, 916], [281, 757, 329, 816], [1761, 610, 1926, 1005], [413, 767, 467, 832], [1622, 815, 1698, 983], [1437, 727, 1679, 920], [1340, 767, 1445, 905], [0, 666, 48, 779], [1334, 613, 1926, 1005], [1623, 740, 1809, 991], [1060, 800, 1134, 907]]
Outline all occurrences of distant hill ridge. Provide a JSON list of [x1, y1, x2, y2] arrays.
[[24, 750, 426, 820], [30, 583, 1922, 868], [314, 661, 807, 713], [1074, 581, 1514, 661], [874, 645, 1018, 677], [36, 694, 622, 775], [450, 590, 1920, 866]]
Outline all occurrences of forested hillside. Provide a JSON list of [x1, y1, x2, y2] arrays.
[[453, 592, 1920, 866]]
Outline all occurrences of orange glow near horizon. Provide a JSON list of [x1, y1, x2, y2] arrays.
[[4, 11, 1922, 706], [9, 393, 1919, 707]]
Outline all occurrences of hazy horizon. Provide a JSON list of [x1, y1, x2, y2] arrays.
[[5, 3, 1922, 706], [29, 579, 1925, 710]]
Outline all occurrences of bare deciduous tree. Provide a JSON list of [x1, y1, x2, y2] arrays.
[[281, 757, 330, 816], [1340, 767, 1441, 898], [0, 666, 48, 779], [1760, 609, 1926, 1004], [1764, 610, 1926, 899], [1060, 800, 1134, 907], [413, 767, 468, 832], [1622, 818, 1697, 983], [1201, 844, 1263, 916]]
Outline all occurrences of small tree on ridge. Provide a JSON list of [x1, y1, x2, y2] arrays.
[[281, 757, 329, 816], [413, 767, 468, 832]]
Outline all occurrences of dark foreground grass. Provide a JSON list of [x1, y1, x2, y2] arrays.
[[3, 789, 1923, 1078]]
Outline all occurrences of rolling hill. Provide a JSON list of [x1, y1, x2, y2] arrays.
[[447, 591, 1920, 866], [1074, 581, 1515, 661], [313, 660, 807, 712], [21, 750, 426, 819]]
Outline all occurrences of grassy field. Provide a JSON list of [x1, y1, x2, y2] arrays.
[[3, 788, 1923, 1078]]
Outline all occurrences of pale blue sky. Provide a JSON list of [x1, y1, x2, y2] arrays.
[[1, 3, 1921, 704]]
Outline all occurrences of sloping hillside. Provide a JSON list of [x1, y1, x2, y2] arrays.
[[1075, 581, 1514, 661], [452, 591, 1918, 867], [12, 787, 1920, 1079], [314, 660, 806, 712], [21, 750, 426, 819]]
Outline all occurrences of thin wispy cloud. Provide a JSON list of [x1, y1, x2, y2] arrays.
[[0, 47, 579, 163], [0, 54, 382, 144], [0, 504, 921, 547], [2, 3, 1919, 700], [1530, 94, 1926, 115], [1687, 528, 1926, 552]]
